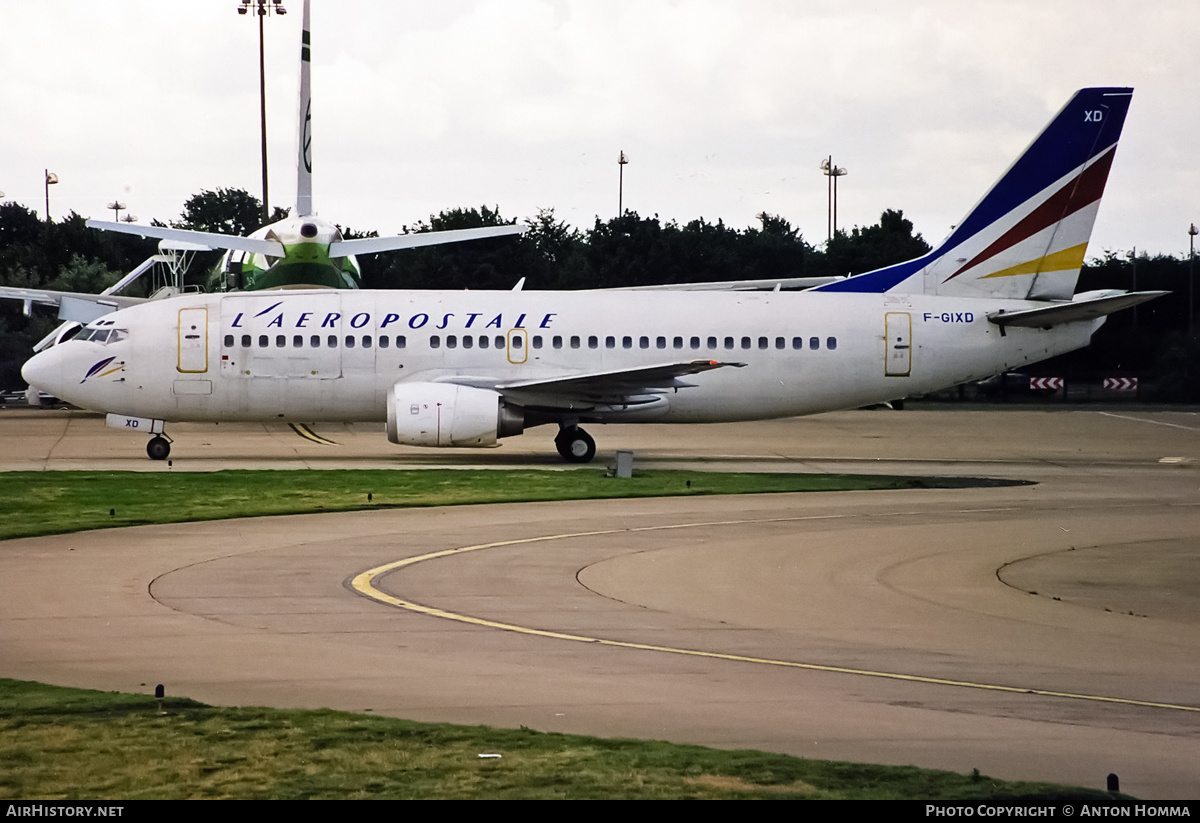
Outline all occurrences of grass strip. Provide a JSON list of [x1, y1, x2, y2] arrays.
[[0, 679, 1121, 801], [0, 469, 1025, 542]]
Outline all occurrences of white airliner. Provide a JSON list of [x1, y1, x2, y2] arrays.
[[17, 7, 1163, 463]]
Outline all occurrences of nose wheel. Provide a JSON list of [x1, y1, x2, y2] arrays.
[[146, 435, 172, 461], [554, 425, 596, 463]]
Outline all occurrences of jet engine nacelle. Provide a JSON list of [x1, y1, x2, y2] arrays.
[[386, 381, 524, 447]]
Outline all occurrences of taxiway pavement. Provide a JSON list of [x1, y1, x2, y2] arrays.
[[1, 407, 1198, 797]]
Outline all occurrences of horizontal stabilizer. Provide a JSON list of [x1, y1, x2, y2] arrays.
[[329, 225, 525, 257], [86, 220, 285, 257], [988, 290, 1168, 328]]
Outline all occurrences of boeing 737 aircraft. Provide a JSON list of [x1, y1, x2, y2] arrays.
[[17, 8, 1164, 463]]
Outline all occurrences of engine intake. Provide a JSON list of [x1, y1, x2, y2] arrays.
[[386, 382, 524, 447]]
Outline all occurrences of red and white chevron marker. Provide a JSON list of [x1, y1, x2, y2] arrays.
[[1029, 377, 1064, 390], [1103, 377, 1138, 392]]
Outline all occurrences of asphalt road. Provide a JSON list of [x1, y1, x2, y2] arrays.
[[1, 406, 1198, 797]]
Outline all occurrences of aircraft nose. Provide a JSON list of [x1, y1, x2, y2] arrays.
[[21, 348, 66, 397]]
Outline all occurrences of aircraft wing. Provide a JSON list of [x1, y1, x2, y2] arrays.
[[480, 359, 744, 407], [603, 276, 845, 292], [0, 286, 146, 317], [988, 290, 1168, 328], [86, 220, 285, 257], [329, 225, 526, 257]]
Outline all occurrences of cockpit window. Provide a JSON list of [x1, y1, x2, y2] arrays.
[[74, 327, 128, 344]]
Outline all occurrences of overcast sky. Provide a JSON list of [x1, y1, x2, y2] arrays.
[[3, 1, 1197, 259]]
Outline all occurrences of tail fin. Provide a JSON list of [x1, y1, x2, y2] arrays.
[[294, 0, 313, 217], [817, 88, 1133, 300]]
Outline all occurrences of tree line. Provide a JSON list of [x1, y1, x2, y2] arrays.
[[1, 189, 1197, 399]]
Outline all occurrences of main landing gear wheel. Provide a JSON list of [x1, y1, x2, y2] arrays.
[[146, 436, 171, 461], [555, 426, 596, 464]]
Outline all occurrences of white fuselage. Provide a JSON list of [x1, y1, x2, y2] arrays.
[[25, 287, 1099, 430]]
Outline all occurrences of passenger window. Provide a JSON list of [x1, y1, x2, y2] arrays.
[[380, 336, 390, 349], [479, 335, 489, 349], [707, 336, 718, 350], [512, 336, 523, 349], [241, 335, 251, 347], [495, 335, 504, 349], [588, 335, 598, 349], [622, 336, 632, 349], [293, 335, 303, 348], [758, 337, 768, 350], [532, 336, 542, 349], [345, 336, 356, 349], [639, 336, 649, 349], [430, 336, 440, 349], [827, 337, 837, 350], [740, 337, 751, 349], [792, 337, 803, 349], [605, 336, 615, 349], [673, 336, 683, 349], [363, 335, 372, 348], [690, 336, 700, 349], [724, 337, 734, 350], [259, 335, 269, 348], [775, 337, 785, 350], [224, 334, 234, 347], [276, 335, 286, 348], [570, 336, 580, 349], [328, 335, 338, 348], [446, 335, 456, 349], [810, 337, 820, 350], [311, 335, 321, 348], [462, 336, 473, 349], [552, 335, 562, 349], [396, 336, 406, 349]]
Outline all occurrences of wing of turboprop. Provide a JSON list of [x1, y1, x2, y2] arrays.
[[480, 359, 744, 408], [86, 220, 286, 256], [988, 290, 1169, 328], [329, 225, 525, 256], [88, 219, 524, 259]]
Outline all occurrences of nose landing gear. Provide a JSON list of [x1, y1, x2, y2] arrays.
[[554, 425, 596, 463]]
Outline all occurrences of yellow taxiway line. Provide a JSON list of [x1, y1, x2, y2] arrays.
[[351, 517, 1200, 715]]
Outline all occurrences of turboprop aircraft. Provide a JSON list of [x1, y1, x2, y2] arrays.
[[82, 0, 523, 293], [20, 84, 1164, 463]]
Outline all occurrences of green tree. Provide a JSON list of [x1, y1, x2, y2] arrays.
[[176, 188, 285, 236], [820, 209, 930, 277]]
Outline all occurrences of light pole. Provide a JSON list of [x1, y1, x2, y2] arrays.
[[819, 156, 847, 241], [44, 170, 58, 221], [617, 150, 629, 217], [1189, 223, 1197, 334], [237, 0, 287, 225]]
